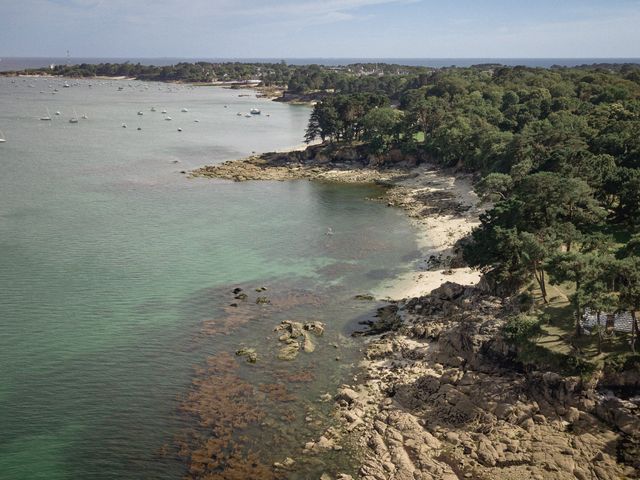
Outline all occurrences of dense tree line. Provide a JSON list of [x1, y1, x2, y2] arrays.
[[18, 61, 287, 83], [10, 61, 429, 95], [304, 64, 640, 350]]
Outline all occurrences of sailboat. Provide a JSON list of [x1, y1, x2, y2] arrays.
[[69, 109, 79, 124], [0, 130, 6, 143], [40, 108, 52, 121]]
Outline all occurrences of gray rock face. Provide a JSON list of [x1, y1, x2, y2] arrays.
[[335, 387, 360, 405], [353, 304, 402, 336], [273, 320, 326, 360], [234, 347, 258, 363], [277, 341, 300, 361], [303, 321, 325, 336], [338, 283, 639, 480], [302, 332, 316, 353]]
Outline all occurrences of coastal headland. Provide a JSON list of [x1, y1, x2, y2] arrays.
[[193, 144, 640, 480], [6, 59, 639, 478]]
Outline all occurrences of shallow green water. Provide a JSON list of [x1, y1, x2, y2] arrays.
[[0, 77, 420, 479]]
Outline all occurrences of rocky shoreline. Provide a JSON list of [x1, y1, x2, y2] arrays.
[[192, 144, 639, 479], [330, 283, 639, 480]]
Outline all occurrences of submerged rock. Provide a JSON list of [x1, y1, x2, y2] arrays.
[[273, 457, 296, 470], [273, 320, 325, 360], [278, 342, 300, 361], [275, 320, 305, 339], [354, 294, 376, 301], [177, 352, 277, 479], [303, 321, 325, 336], [302, 332, 316, 353], [235, 347, 258, 364]]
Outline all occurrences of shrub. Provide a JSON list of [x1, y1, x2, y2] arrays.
[[515, 291, 535, 313], [503, 314, 542, 343]]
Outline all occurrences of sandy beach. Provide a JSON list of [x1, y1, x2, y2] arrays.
[[371, 166, 484, 300]]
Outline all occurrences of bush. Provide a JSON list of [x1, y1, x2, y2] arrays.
[[503, 314, 542, 343], [563, 354, 598, 378], [604, 353, 640, 372], [515, 291, 535, 313], [517, 344, 597, 377]]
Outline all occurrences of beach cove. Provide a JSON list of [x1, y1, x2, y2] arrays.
[[193, 143, 484, 303]]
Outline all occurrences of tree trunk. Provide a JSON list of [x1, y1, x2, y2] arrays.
[[575, 279, 582, 338], [632, 310, 638, 354], [596, 311, 602, 355], [533, 262, 548, 304]]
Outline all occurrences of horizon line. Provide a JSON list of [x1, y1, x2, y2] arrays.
[[2, 56, 640, 60]]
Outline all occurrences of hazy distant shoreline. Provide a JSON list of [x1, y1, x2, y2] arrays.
[[2, 56, 640, 72]]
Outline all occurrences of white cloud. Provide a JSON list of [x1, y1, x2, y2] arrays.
[[37, 0, 415, 20], [25, 0, 418, 35]]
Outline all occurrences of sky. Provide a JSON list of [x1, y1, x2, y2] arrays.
[[1, 0, 639, 58]]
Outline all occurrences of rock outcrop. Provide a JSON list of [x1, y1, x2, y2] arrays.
[[274, 320, 326, 361], [335, 283, 639, 479], [191, 143, 426, 183]]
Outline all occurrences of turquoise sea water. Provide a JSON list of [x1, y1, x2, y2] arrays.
[[0, 77, 420, 479]]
